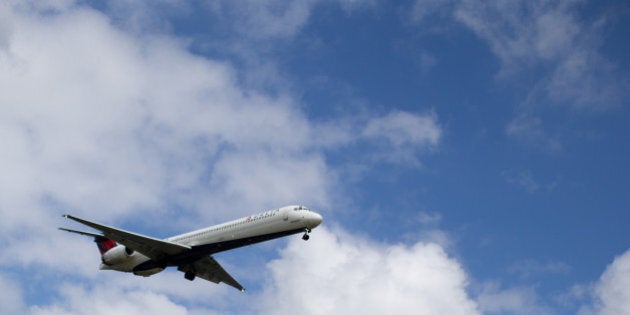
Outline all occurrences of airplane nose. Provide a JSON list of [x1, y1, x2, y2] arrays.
[[307, 212, 323, 228]]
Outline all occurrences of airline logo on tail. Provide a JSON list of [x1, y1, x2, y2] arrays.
[[95, 237, 117, 255]]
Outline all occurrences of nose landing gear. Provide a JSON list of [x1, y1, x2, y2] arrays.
[[302, 228, 311, 241]]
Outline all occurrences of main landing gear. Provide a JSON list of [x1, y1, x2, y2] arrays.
[[302, 228, 311, 241], [184, 271, 196, 281]]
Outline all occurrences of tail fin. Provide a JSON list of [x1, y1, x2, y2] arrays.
[[59, 227, 117, 255], [94, 237, 117, 255]]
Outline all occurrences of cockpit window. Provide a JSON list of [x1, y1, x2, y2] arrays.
[[293, 205, 310, 211]]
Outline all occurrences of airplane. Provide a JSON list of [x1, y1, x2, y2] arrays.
[[59, 205, 323, 291]]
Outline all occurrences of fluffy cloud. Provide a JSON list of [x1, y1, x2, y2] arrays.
[[256, 227, 480, 315], [580, 249, 630, 315], [30, 284, 189, 315]]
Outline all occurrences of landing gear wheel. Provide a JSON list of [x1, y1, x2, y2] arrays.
[[302, 228, 311, 241], [184, 271, 196, 281]]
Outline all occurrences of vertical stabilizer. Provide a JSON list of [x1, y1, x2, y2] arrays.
[[95, 237, 117, 255]]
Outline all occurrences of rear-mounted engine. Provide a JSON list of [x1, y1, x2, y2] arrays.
[[101, 245, 135, 265]]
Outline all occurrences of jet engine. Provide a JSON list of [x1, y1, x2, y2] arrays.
[[101, 245, 135, 265]]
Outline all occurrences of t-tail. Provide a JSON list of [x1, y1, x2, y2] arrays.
[[59, 227, 117, 255]]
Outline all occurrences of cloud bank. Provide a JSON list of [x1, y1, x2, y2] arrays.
[[580, 249, 630, 315], [258, 227, 480, 314]]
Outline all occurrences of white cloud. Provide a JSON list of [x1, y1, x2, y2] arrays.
[[200, 0, 319, 41], [363, 110, 441, 147], [545, 48, 624, 110], [203, 0, 374, 41], [477, 283, 553, 315], [0, 273, 25, 315], [453, 0, 625, 110], [30, 283, 189, 315], [580, 249, 630, 315], [27, 246, 630, 315], [362, 110, 441, 165], [208, 151, 331, 212], [256, 226, 480, 315], [454, 0, 580, 75], [100, 0, 190, 35]]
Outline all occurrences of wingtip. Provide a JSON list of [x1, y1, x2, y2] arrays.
[[62, 214, 79, 221]]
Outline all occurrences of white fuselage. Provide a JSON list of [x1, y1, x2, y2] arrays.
[[100, 205, 322, 276]]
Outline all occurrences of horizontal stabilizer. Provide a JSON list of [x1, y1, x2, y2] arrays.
[[59, 227, 117, 255], [59, 227, 106, 239]]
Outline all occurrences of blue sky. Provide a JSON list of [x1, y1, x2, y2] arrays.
[[0, 1, 629, 314]]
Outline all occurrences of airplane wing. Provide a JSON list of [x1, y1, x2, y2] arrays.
[[62, 214, 190, 261], [178, 256, 245, 292]]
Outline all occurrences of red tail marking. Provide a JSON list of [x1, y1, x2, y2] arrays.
[[95, 238, 117, 255]]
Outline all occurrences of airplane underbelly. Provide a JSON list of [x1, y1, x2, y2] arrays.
[[133, 267, 164, 277], [100, 253, 151, 273]]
